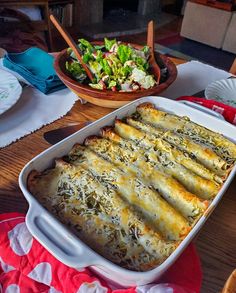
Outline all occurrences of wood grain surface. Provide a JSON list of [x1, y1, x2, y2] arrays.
[[0, 78, 236, 293]]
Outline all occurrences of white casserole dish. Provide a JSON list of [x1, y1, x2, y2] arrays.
[[19, 96, 236, 287]]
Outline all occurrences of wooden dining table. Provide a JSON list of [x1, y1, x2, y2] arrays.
[[0, 57, 235, 293]]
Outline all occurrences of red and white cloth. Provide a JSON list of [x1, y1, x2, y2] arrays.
[[0, 213, 202, 293], [177, 96, 236, 125]]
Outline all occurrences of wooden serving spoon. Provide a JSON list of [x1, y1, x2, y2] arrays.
[[147, 20, 161, 84], [50, 14, 94, 82]]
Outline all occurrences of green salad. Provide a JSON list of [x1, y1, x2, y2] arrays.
[[66, 38, 157, 92]]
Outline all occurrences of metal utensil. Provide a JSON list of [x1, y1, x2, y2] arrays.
[[44, 121, 92, 145]]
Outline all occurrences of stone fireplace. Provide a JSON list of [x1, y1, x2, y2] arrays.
[[103, 0, 139, 18], [76, 0, 168, 39]]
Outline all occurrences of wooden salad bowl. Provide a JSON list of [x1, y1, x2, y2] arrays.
[[54, 42, 178, 108]]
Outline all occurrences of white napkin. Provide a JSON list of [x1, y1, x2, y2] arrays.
[[0, 86, 79, 148], [161, 60, 232, 99]]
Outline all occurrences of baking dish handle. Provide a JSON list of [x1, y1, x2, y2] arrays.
[[26, 205, 102, 269], [178, 100, 225, 120]]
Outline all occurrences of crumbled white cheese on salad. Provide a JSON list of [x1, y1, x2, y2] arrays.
[[66, 38, 158, 92]]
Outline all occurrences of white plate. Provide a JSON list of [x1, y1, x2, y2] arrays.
[[0, 69, 22, 115], [205, 78, 236, 107]]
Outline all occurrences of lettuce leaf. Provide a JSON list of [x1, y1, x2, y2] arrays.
[[88, 83, 103, 90], [78, 39, 93, 50], [117, 44, 132, 64], [104, 38, 116, 51], [67, 47, 78, 61], [142, 45, 150, 55], [95, 50, 103, 62], [134, 56, 149, 71], [120, 65, 132, 77], [88, 60, 102, 76], [108, 80, 116, 89], [99, 59, 112, 75], [82, 52, 93, 63], [66, 61, 87, 82], [94, 44, 105, 50]]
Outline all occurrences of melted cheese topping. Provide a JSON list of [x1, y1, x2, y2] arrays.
[[137, 103, 236, 165], [29, 160, 176, 271], [114, 120, 220, 199], [85, 136, 207, 223], [69, 145, 190, 241], [27, 102, 236, 272], [127, 117, 227, 180]]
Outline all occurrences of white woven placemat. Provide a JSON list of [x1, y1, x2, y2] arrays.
[[0, 85, 79, 148], [161, 60, 232, 99]]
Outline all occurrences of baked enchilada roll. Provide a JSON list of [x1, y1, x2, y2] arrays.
[[102, 126, 217, 199], [28, 160, 176, 271], [85, 135, 208, 222], [114, 119, 220, 199], [127, 117, 228, 180], [69, 144, 190, 241], [136, 102, 236, 165], [117, 118, 222, 184]]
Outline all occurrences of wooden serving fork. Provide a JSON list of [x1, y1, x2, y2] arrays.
[[147, 20, 161, 84]]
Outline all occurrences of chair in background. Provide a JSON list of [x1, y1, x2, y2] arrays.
[[180, 1, 233, 49], [222, 12, 236, 54], [0, 0, 53, 51]]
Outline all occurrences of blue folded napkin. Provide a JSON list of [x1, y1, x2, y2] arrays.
[[3, 47, 66, 94]]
